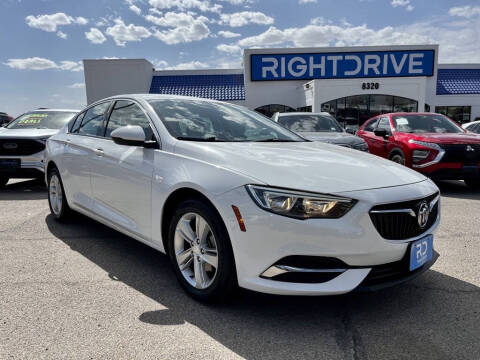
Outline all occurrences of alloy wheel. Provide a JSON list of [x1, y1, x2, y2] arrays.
[[174, 213, 218, 289], [49, 174, 63, 216]]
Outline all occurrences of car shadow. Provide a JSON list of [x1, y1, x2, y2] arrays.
[[434, 180, 480, 200], [0, 178, 47, 201], [45, 213, 480, 360]]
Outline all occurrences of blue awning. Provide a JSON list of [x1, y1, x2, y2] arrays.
[[437, 69, 480, 95], [149, 74, 245, 101]]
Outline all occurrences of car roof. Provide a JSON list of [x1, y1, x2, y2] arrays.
[[377, 112, 445, 117], [102, 94, 224, 104], [25, 109, 80, 113], [276, 112, 332, 117]]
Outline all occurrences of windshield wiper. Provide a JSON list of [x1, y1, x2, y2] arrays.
[[176, 136, 222, 142]]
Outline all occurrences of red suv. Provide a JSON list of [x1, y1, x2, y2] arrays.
[[357, 112, 480, 188]]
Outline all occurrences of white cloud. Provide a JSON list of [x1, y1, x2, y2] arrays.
[[129, 4, 142, 15], [235, 15, 480, 63], [5, 57, 58, 70], [216, 43, 242, 54], [406, 5, 414, 11], [58, 61, 83, 72], [85, 27, 107, 44], [148, 12, 210, 44], [152, 59, 169, 68], [391, 0, 410, 7], [56, 31, 67, 39], [299, 0, 317, 3], [149, 0, 222, 13], [68, 82, 85, 89], [105, 18, 152, 46], [4, 57, 84, 71], [220, 0, 253, 4], [448, 5, 480, 18], [219, 11, 274, 27], [25, 13, 88, 32], [148, 7, 163, 15], [218, 30, 241, 38], [164, 60, 210, 70]]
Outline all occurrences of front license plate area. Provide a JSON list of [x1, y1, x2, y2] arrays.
[[0, 158, 20, 169], [409, 235, 433, 271]]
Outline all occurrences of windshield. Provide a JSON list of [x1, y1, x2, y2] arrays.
[[7, 111, 77, 130], [148, 99, 304, 142], [392, 114, 465, 134], [278, 114, 344, 133]]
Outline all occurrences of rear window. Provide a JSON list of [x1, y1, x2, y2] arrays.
[[7, 111, 77, 130]]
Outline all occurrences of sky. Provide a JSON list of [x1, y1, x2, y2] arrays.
[[0, 0, 479, 116]]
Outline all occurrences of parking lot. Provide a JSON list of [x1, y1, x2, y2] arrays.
[[0, 179, 479, 360]]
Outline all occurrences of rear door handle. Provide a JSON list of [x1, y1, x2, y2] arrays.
[[94, 148, 104, 157]]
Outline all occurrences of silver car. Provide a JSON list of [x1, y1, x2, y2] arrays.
[[0, 109, 78, 187], [272, 112, 369, 152]]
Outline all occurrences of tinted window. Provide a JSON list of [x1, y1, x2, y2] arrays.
[[7, 111, 77, 130], [106, 100, 153, 139], [149, 99, 303, 142], [78, 102, 110, 137], [278, 114, 343, 133], [70, 112, 85, 133], [469, 123, 480, 134], [363, 118, 378, 132], [376, 117, 392, 134], [393, 114, 464, 134]]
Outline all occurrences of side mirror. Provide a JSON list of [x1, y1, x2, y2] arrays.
[[345, 128, 356, 135], [111, 125, 148, 146], [374, 128, 389, 139]]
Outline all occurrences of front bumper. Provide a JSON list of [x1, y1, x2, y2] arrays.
[[0, 151, 45, 178], [418, 162, 480, 180], [214, 179, 440, 295]]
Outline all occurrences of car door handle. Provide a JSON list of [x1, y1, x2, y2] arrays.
[[94, 148, 104, 157]]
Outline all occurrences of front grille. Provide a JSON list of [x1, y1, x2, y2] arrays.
[[440, 144, 480, 163], [369, 192, 439, 240], [0, 139, 45, 156]]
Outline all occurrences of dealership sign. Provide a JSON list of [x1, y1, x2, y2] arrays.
[[250, 50, 435, 81]]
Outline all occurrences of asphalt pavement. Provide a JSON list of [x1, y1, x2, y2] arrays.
[[1, 178, 479, 360]]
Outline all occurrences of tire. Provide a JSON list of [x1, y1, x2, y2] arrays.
[[464, 179, 480, 190], [47, 167, 71, 221], [390, 152, 405, 165], [167, 199, 237, 303], [0, 176, 9, 188]]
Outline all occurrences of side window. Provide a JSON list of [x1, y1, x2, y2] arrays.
[[70, 111, 85, 133], [376, 117, 392, 135], [78, 102, 110, 137], [364, 118, 378, 132], [105, 100, 154, 140]]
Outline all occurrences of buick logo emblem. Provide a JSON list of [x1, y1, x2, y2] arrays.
[[466, 145, 475, 152], [3, 142, 18, 149], [417, 201, 430, 228]]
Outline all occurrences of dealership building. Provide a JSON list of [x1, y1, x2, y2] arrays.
[[84, 44, 480, 127]]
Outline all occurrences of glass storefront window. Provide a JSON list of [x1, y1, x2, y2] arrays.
[[321, 94, 418, 129], [370, 95, 393, 117], [393, 96, 418, 112], [435, 106, 471, 124]]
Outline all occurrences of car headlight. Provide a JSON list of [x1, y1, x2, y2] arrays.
[[408, 139, 442, 150], [245, 185, 357, 219]]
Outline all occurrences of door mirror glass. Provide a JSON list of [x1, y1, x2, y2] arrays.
[[374, 128, 388, 138], [111, 125, 146, 146], [345, 127, 356, 135]]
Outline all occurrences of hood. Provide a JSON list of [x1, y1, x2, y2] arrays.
[[174, 141, 426, 194], [406, 132, 480, 144], [0, 128, 59, 139], [299, 132, 364, 145]]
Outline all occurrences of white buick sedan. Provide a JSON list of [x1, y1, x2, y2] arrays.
[[45, 94, 440, 302]]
